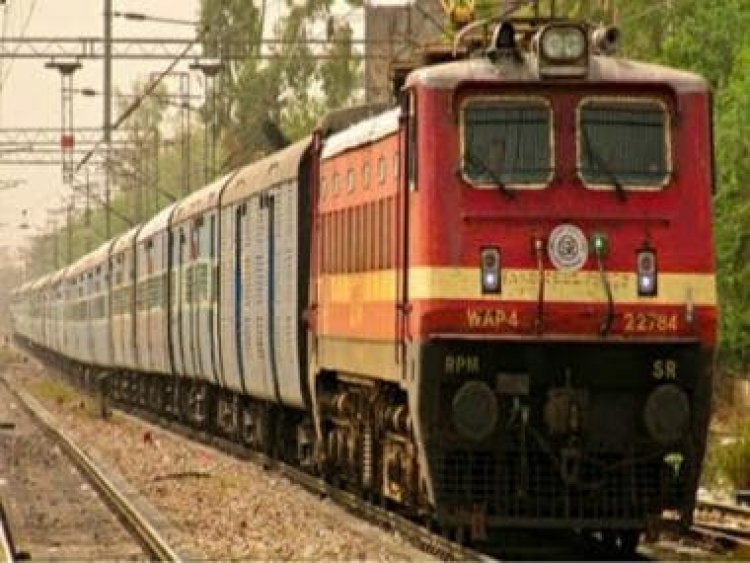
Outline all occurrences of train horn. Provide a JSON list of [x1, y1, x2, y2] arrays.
[[591, 25, 620, 55]]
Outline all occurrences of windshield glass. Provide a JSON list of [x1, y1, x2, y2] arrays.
[[462, 98, 552, 188], [579, 99, 670, 188]]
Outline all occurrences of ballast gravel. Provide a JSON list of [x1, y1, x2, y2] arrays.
[[9, 358, 434, 561]]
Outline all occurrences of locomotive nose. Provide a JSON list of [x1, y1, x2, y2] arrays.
[[643, 384, 690, 446]]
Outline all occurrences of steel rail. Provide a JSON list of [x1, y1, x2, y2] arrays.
[[0, 378, 181, 563], [693, 498, 750, 546], [690, 524, 750, 548], [696, 498, 750, 521], [0, 503, 15, 563]]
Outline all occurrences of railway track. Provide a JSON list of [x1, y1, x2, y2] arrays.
[[125, 406, 494, 562], [692, 498, 750, 548], [640, 499, 750, 560], [84, 398, 750, 562], [0, 377, 183, 563], [19, 355, 740, 561]]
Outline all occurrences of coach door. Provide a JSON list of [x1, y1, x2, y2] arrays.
[[269, 181, 304, 407], [235, 203, 248, 392], [171, 226, 186, 376], [207, 213, 221, 385], [264, 190, 281, 404], [189, 219, 203, 377], [243, 192, 276, 402]]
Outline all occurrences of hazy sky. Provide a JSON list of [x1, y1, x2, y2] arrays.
[[0, 0, 201, 257], [0, 0, 375, 263]]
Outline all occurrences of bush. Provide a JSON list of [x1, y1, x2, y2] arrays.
[[703, 421, 750, 491]]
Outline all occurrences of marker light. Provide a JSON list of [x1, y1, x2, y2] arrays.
[[591, 232, 609, 258], [480, 247, 501, 294], [637, 247, 658, 297]]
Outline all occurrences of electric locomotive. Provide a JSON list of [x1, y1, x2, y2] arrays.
[[310, 18, 716, 551]]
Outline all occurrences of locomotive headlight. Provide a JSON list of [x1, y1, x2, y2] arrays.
[[644, 384, 690, 446], [541, 26, 587, 61], [452, 380, 498, 441], [480, 247, 501, 294], [637, 247, 658, 296], [562, 31, 586, 59], [542, 32, 564, 59]]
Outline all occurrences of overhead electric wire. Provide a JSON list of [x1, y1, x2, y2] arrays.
[[0, 0, 38, 126], [0, 0, 39, 87], [75, 38, 198, 174]]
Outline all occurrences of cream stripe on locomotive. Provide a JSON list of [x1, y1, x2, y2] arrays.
[[318, 267, 717, 306]]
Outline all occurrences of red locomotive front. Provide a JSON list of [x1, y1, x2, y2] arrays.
[[312, 20, 716, 553]]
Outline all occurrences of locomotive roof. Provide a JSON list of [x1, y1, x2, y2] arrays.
[[111, 225, 141, 255], [321, 107, 400, 160], [137, 202, 176, 242], [405, 54, 709, 94], [172, 172, 237, 224], [221, 137, 311, 207]]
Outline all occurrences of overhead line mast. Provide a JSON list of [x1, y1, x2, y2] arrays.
[[104, 0, 112, 238]]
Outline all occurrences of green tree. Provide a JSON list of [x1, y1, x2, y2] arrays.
[[199, 0, 360, 165], [714, 43, 750, 369]]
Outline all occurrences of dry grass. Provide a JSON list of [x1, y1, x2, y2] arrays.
[[26, 375, 107, 420], [0, 345, 24, 365]]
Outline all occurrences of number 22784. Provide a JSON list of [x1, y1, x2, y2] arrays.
[[623, 312, 678, 333]]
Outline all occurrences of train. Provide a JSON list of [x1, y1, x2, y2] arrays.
[[11, 16, 717, 556]]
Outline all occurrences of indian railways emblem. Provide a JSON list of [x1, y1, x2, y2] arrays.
[[548, 223, 588, 272]]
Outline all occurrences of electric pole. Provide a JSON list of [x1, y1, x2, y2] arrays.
[[104, 0, 112, 239]]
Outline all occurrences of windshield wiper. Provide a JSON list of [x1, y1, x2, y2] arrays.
[[463, 151, 515, 200], [581, 124, 627, 202]]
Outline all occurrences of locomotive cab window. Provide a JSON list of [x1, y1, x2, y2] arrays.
[[461, 97, 552, 189], [578, 98, 671, 189]]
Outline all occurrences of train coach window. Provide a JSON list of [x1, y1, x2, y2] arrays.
[[378, 156, 387, 185], [461, 97, 553, 188], [578, 98, 671, 189]]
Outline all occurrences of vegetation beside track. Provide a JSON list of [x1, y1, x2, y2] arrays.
[[703, 407, 750, 493]]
